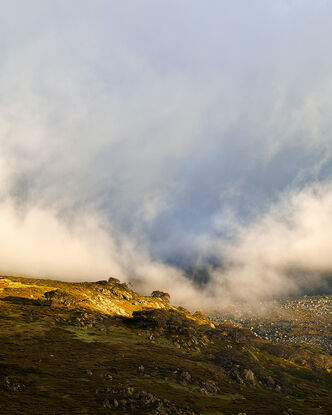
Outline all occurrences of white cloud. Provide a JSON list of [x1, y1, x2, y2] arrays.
[[203, 183, 332, 305], [0, 2, 332, 306]]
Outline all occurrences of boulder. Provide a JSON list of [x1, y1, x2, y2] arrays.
[[243, 369, 256, 386], [151, 291, 170, 303]]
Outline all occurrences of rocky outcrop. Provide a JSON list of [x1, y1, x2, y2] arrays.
[[151, 290, 170, 303], [96, 387, 198, 414], [42, 289, 78, 307]]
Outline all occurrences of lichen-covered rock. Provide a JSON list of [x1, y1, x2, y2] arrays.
[[42, 289, 78, 307], [243, 369, 256, 386], [151, 290, 170, 303], [199, 380, 220, 394]]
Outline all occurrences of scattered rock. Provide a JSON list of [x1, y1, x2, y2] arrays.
[[97, 387, 197, 414], [3, 376, 25, 392], [102, 399, 111, 409], [199, 380, 219, 394], [275, 384, 282, 393]]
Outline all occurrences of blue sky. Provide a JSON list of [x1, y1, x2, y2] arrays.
[[0, 1, 331, 305]]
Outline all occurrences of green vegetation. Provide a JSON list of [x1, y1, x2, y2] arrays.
[[0, 275, 331, 414]]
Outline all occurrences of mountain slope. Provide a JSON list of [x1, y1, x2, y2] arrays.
[[0, 275, 331, 414]]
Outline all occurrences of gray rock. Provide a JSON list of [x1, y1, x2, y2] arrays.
[[200, 380, 219, 394], [243, 369, 256, 385], [180, 371, 191, 382]]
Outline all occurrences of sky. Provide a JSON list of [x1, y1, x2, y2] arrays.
[[0, 1, 332, 308]]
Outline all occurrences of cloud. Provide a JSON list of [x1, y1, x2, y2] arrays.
[[201, 183, 332, 306], [0, 198, 204, 307], [0, 2, 332, 307], [0, 201, 119, 280]]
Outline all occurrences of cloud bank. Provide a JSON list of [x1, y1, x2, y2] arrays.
[[200, 183, 332, 307], [0, 1, 332, 308]]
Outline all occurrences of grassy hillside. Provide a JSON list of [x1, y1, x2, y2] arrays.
[[0, 275, 331, 414]]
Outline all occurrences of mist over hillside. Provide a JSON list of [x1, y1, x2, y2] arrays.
[[1, 2, 332, 307]]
